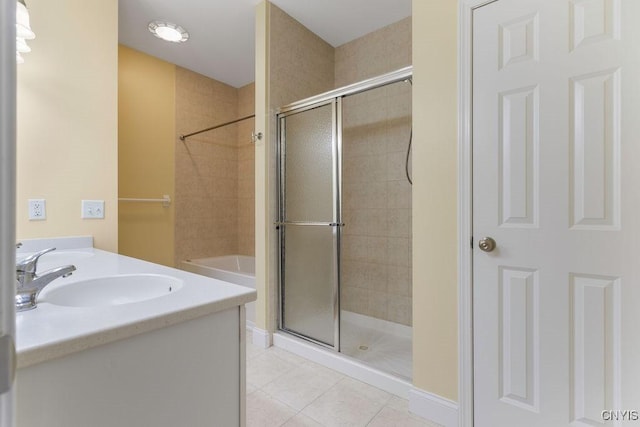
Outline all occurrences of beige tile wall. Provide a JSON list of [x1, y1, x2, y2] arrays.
[[269, 4, 335, 109], [336, 18, 413, 326], [335, 18, 411, 88], [174, 68, 255, 266]]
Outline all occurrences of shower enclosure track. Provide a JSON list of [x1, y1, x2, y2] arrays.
[[276, 66, 412, 115]]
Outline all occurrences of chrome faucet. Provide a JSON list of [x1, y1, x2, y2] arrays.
[[15, 248, 76, 311]]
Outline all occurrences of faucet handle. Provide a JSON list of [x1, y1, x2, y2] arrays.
[[16, 242, 22, 249], [16, 247, 56, 274]]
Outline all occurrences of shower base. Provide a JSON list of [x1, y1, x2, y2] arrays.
[[340, 311, 412, 381], [273, 311, 412, 398]]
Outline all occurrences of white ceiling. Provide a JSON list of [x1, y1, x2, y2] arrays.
[[118, 0, 411, 88]]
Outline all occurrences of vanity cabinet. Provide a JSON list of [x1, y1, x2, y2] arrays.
[[17, 306, 246, 427]]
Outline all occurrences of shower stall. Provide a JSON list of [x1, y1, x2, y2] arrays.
[[276, 67, 413, 381]]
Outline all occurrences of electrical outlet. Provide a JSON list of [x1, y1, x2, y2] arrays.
[[81, 200, 105, 219], [28, 199, 46, 220]]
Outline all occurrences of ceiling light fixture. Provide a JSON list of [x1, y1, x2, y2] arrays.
[[16, 0, 35, 64], [148, 21, 189, 43]]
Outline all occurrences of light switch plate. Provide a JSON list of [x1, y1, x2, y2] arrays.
[[81, 200, 105, 219]]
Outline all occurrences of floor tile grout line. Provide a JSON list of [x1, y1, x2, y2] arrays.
[[364, 403, 388, 427], [292, 376, 348, 426], [247, 343, 419, 426], [251, 358, 345, 421]]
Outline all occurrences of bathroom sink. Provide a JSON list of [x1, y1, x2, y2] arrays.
[[41, 274, 184, 307]]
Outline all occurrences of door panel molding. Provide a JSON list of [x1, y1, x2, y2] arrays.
[[498, 85, 540, 228], [569, 68, 621, 230], [498, 267, 540, 412], [569, 273, 621, 426]]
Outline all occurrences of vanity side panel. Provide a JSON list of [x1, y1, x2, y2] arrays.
[[16, 308, 241, 427]]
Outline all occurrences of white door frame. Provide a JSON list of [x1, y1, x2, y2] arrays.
[[457, 1, 498, 426], [0, 1, 17, 426]]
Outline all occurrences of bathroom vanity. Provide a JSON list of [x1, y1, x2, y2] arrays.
[[15, 237, 255, 427]]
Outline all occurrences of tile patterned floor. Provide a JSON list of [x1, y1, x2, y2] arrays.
[[246, 337, 440, 427]]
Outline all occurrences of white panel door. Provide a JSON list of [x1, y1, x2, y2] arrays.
[[473, 0, 640, 425]]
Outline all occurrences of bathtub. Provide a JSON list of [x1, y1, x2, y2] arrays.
[[181, 255, 256, 325]]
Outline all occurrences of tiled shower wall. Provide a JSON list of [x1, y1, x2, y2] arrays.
[[174, 67, 255, 266], [336, 18, 413, 326], [269, 4, 335, 110], [334, 18, 412, 88]]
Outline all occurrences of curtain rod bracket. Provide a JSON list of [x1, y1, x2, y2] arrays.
[[251, 131, 263, 144]]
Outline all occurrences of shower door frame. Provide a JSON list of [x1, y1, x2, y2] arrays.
[[276, 97, 343, 350], [276, 66, 413, 352]]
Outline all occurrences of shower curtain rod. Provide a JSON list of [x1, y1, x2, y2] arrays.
[[179, 114, 255, 141]]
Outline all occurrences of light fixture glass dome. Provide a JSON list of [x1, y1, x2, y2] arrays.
[[16, 37, 31, 53], [16, 1, 35, 40], [148, 21, 189, 43], [16, 0, 35, 64]]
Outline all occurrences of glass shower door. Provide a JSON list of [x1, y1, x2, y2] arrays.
[[278, 100, 341, 348]]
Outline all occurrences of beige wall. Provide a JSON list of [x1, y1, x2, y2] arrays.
[[16, 0, 118, 251], [238, 83, 256, 256], [254, 1, 270, 330], [412, 0, 459, 400], [118, 46, 176, 266], [337, 19, 413, 326]]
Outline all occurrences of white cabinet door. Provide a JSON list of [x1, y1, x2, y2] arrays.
[[473, 0, 640, 425]]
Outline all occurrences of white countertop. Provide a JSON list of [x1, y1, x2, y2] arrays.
[[16, 237, 256, 368]]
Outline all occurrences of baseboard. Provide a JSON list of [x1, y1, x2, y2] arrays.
[[409, 387, 459, 427], [251, 326, 271, 349]]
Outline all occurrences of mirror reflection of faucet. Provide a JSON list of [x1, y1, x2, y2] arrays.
[[15, 247, 76, 312]]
